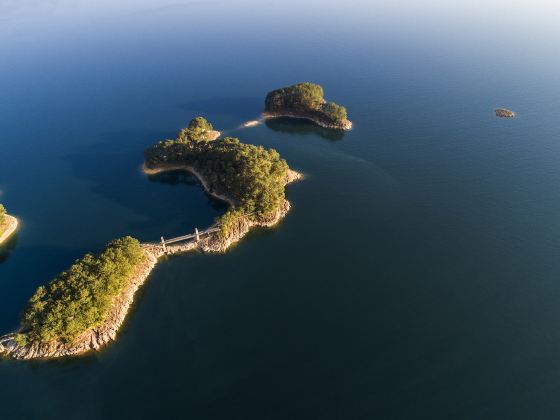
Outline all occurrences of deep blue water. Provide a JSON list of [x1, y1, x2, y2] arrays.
[[1, 1, 560, 419]]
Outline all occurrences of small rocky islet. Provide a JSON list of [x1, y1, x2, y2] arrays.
[[495, 108, 516, 118]]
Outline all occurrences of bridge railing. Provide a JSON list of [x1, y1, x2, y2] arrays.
[[158, 211, 257, 252]]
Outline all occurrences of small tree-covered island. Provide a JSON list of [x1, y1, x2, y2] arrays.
[[0, 204, 18, 246], [263, 82, 352, 130], [0, 117, 301, 360]]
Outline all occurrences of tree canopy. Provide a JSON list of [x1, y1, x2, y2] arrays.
[[265, 82, 325, 113], [264, 82, 348, 125], [321, 101, 348, 122], [19, 236, 145, 345], [177, 116, 215, 142]]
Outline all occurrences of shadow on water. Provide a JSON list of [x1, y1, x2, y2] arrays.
[[0, 245, 93, 332], [264, 117, 346, 141], [0, 234, 18, 264], [146, 170, 228, 212], [179, 97, 262, 120], [62, 130, 227, 239]]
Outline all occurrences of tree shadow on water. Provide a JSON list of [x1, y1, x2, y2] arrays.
[[0, 234, 18, 264], [62, 130, 227, 239], [146, 170, 228, 213], [264, 117, 345, 142]]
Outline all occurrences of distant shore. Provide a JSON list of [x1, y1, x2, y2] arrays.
[[262, 111, 353, 131], [0, 215, 18, 246]]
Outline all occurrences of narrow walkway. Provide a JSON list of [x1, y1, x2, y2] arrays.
[[150, 211, 256, 254]]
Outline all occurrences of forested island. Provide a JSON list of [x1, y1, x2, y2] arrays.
[[0, 204, 18, 246], [144, 117, 301, 248], [0, 117, 301, 359], [263, 82, 352, 130]]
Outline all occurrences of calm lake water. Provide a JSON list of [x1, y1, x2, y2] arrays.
[[1, 1, 560, 418]]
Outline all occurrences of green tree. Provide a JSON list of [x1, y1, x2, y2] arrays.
[[321, 102, 347, 123], [265, 82, 325, 112], [0, 204, 6, 225], [20, 236, 145, 345], [189, 116, 213, 131], [177, 116, 214, 142]]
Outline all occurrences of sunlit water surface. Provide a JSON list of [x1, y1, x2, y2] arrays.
[[1, 1, 560, 419]]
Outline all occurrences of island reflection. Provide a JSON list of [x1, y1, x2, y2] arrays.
[[147, 170, 228, 212], [264, 117, 346, 141]]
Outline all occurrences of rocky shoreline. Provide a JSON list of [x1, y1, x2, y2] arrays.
[[0, 215, 18, 246], [0, 249, 158, 359], [0, 164, 302, 360], [262, 111, 353, 131]]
